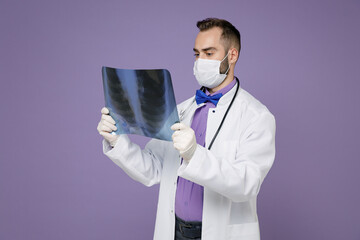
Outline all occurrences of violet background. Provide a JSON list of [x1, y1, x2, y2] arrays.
[[1, 0, 359, 239]]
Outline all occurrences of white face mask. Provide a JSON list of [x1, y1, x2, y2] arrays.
[[193, 52, 231, 89]]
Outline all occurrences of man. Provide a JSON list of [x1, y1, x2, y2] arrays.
[[97, 18, 275, 240]]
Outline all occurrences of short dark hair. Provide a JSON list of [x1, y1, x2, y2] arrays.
[[197, 18, 241, 53]]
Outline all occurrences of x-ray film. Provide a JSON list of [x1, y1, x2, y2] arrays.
[[102, 66, 179, 141]]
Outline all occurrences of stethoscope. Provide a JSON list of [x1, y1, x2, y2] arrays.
[[199, 76, 240, 150]]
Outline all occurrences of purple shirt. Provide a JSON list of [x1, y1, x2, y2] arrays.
[[175, 78, 237, 221]]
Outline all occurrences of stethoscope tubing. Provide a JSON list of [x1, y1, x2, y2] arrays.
[[201, 77, 240, 150]]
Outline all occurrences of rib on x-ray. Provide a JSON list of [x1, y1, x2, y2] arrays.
[[102, 66, 179, 141]]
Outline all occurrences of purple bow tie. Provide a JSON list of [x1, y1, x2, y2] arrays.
[[195, 90, 223, 106]]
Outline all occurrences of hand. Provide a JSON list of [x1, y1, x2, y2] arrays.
[[97, 107, 119, 147], [171, 123, 197, 161]]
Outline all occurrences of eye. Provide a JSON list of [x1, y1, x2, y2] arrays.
[[206, 53, 213, 56], [194, 53, 199, 57]]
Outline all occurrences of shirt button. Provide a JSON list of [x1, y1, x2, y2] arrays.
[[212, 110, 215, 113]]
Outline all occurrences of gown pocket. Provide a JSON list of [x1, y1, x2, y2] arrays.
[[226, 222, 260, 240]]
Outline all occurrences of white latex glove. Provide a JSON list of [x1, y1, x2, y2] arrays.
[[97, 107, 119, 147], [171, 123, 197, 161]]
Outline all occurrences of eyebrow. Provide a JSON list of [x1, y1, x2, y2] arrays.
[[193, 47, 217, 52]]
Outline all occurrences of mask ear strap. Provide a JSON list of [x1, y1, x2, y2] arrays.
[[221, 51, 231, 75], [221, 51, 230, 62], [225, 63, 231, 75]]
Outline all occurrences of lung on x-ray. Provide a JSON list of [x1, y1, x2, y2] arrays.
[[102, 66, 179, 141]]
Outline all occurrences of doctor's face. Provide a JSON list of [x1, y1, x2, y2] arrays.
[[193, 27, 229, 73]]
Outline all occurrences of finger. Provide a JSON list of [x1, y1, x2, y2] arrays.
[[171, 130, 182, 140], [173, 142, 183, 150], [171, 123, 187, 131], [97, 122, 102, 133], [101, 114, 116, 125], [102, 120, 117, 131], [173, 142, 179, 150], [101, 107, 109, 115], [100, 131, 116, 140], [100, 124, 114, 133]]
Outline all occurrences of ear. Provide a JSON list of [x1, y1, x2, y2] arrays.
[[229, 48, 239, 64]]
